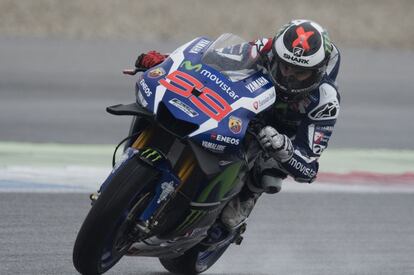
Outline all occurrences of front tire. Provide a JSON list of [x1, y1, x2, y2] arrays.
[[73, 156, 159, 274]]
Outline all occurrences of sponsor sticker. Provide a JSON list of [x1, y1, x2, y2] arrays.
[[211, 133, 240, 145], [293, 47, 304, 57], [308, 124, 332, 155], [199, 69, 239, 100], [189, 39, 210, 54], [288, 156, 317, 178], [139, 79, 152, 97], [245, 76, 270, 93], [218, 160, 234, 166], [253, 89, 276, 111], [169, 98, 199, 118], [180, 61, 202, 72], [316, 125, 334, 131], [157, 181, 175, 204], [201, 141, 226, 153], [309, 102, 339, 120], [313, 131, 325, 144], [137, 90, 148, 107], [254, 38, 268, 52], [228, 116, 242, 134], [283, 53, 310, 65], [148, 67, 166, 78]]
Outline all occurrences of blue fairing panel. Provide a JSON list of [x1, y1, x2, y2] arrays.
[[135, 36, 277, 154]]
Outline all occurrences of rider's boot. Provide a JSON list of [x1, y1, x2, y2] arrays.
[[221, 168, 286, 229]]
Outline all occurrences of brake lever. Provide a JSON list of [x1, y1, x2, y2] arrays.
[[122, 67, 147, 76], [246, 128, 271, 160]]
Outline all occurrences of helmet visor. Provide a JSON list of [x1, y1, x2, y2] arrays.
[[270, 60, 323, 95]]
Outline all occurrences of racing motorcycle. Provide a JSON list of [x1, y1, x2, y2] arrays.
[[73, 33, 276, 275]]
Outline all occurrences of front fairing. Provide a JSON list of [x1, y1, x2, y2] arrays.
[[136, 35, 276, 155]]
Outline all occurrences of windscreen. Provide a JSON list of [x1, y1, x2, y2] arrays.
[[201, 33, 261, 81]]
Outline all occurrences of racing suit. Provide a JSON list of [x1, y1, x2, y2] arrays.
[[214, 37, 341, 186]]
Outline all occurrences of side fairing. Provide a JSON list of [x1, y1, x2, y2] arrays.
[[136, 37, 276, 154]]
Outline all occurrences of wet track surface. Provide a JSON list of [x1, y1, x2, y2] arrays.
[[1, 192, 413, 275]]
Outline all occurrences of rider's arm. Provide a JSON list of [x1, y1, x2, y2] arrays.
[[279, 83, 340, 183]]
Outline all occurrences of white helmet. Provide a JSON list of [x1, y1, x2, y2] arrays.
[[270, 19, 333, 101]]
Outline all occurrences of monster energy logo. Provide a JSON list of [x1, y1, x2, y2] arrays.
[[176, 209, 205, 232], [322, 31, 333, 54], [180, 61, 202, 72], [140, 148, 162, 162]]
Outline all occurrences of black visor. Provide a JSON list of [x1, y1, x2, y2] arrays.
[[269, 60, 325, 101]]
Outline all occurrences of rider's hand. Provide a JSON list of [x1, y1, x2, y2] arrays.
[[259, 126, 293, 162], [135, 51, 166, 69]]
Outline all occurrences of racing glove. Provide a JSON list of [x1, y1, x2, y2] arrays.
[[135, 50, 167, 69], [259, 126, 293, 163]]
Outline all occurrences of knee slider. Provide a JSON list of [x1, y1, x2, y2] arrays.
[[261, 169, 287, 194]]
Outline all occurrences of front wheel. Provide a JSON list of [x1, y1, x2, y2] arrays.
[[73, 156, 159, 274]]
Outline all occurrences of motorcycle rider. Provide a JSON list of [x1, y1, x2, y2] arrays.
[[133, 19, 341, 228]]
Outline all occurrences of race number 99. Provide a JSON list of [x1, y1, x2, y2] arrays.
[[159, 71, 232, 121]]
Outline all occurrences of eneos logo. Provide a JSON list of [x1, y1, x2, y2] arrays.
[[211, 133, 240, 145]]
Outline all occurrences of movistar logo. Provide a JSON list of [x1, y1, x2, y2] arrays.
[[180, 61, 202, 72], [140, 148, 162, 162]]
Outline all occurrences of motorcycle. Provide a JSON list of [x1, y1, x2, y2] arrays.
[[73, 33, 276, 275]]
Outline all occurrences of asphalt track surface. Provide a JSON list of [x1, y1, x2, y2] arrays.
[[1, 192, 413, 275], [1, 37, 414, 275]]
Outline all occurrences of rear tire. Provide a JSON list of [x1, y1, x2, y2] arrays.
[[159, 241, 231, 274], [73, 156, 159, 274]]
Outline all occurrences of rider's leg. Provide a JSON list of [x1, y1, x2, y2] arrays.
[[221, 166, 287, 229]]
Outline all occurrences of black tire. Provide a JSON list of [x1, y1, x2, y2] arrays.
[[159, 241, 231, 275], [73, 156, 159, 275]]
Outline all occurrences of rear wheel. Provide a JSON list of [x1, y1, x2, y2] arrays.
[[159, 237, 232, 274], [73, 156, 159, 274]]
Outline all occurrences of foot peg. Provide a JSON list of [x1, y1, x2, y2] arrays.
[[233, 223, 247, 245], [89, 192, 100, 205]]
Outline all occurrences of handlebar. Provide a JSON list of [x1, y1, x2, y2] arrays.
[[122, 67, 147, 76]]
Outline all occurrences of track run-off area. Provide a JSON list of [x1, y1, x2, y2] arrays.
[[1, 141, 413, 193]]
